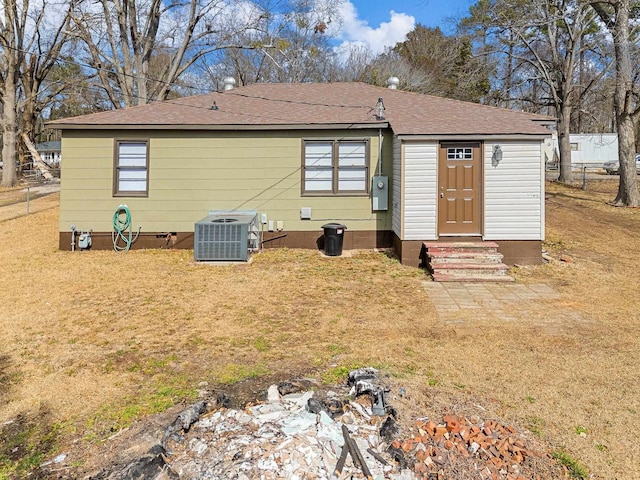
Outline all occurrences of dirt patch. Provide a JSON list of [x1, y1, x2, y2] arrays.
[[0, 407, 61, 480]]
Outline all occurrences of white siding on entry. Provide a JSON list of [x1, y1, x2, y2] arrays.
[[392, 136, 402, 237], [403, 142, 438, 240], [484, 140, 544, 240]]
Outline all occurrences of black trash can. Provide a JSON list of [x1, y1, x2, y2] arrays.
[[322, 223, 347, 256]]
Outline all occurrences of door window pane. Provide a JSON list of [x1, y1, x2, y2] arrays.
[[447, 147, 472, 160]]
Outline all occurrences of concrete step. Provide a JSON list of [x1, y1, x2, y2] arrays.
[[427, 251, 504, 265], [423, 241, 499, 254], [423, 241, 514, 282], [430, 262, 510, 275], [432, 272, 515, 283]]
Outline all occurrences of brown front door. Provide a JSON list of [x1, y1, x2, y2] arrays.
[[438, 142, 482, 235]]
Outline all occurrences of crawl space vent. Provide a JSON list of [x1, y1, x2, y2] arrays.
[[194, 211, 258, 261]]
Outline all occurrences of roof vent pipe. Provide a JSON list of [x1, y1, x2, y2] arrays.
[[386, 76, 399, 89], [223, 77, 236, 91]]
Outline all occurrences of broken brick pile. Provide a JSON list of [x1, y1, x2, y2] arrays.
[[394, 415, 545, 480]]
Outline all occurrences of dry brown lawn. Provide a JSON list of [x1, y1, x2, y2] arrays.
[[1, 179, 639, 479]]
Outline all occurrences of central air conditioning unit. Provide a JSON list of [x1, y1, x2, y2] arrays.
[[194, 211, 259, 261]]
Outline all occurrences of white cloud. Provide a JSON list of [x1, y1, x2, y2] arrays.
[[331, 2, 415, 55]]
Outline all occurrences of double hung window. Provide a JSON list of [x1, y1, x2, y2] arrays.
[[303, 140, 368, 195], [114, 141, 149, 196]]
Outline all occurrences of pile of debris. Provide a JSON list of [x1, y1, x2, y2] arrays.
[[162, 368, 411, 479], [392, 415, 542, 480], [92, 368, 553, 480]]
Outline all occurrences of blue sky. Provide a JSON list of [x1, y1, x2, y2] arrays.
[[332, 0, 474, 54], [351, 0, 473, 30]]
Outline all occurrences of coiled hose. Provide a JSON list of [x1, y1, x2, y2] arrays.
[[112, 204, 141, 252]]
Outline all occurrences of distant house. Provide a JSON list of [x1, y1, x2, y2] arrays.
[[569, 133, 618, 166], [48, 81, 553, 266], [36, 141, 62, 166], [549, 133, 618, 168]]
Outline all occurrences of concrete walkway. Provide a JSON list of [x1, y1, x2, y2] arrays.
[[422, 281, 589, 333]]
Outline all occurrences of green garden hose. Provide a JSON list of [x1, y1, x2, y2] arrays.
[[112, 204, 141, 252]]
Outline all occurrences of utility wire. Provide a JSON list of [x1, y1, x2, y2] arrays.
[[226, 90, 373, 110], [10, 45, 383, 124], [13, 43, 381, 113], [45, 75, 380, 126], [6, 44, 212, 95]]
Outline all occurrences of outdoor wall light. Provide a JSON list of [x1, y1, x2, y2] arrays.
[[492, 144, 503, 167]]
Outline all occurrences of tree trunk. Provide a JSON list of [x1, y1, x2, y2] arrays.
[[613, 115, 639, 205], [505, 36, 513, 109], [577, 48, 585, 133], [557, 103, 573, 183], [610, 0, 640, 206], [20, 100, 39, 165], [1, 67, 18, 188], [592, 0, 640, 206], [21, 133, 54, 182]]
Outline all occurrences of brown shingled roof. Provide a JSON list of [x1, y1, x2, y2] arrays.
[[48, 82, 553, 136]]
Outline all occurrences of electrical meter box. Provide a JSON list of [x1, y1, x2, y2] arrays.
[[78, 233, 92, 250], [372, 176, 388, 211]]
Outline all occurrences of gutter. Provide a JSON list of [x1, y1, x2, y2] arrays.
[[46, 122, 391, 131], [395, 133, 552, 141]]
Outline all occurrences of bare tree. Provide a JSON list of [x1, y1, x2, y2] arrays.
[[1, 0, 74, 187], [462, 0, 609, 184], [0, 0, 22, 187], [355, 48, 434, 92], [19, 0, 75, 165], [332, 44, 376, 82], [46, 58, 111, 119], [571, 51, 616, 133], [198, 0, 344, 86], [591, 0, 640, 206], [71, 0, 268, 107]]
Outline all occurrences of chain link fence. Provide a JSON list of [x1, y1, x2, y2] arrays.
[[0, 173, 60, 220]]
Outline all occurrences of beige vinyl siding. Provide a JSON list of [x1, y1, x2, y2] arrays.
[[59, 130, 392, 233], [483, 140, 544, 240], [391, 136, 402, 237], [402, 142, 438, 240]]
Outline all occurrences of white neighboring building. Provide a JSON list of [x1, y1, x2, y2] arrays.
[[550, 133, 618, 168], [570, 133, 618, 166], [36, 141, 62, 166]]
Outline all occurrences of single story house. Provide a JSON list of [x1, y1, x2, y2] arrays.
[[547, 132, 618, 169], [568, 133, 618, 167], [49, 81, 553, 266], [36, 141, 62, 166]]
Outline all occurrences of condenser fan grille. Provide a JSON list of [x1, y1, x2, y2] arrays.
[[194, 212, 258, 261]]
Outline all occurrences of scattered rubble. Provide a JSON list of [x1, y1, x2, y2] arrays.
[[164, 376, 409, 479], [79, 368, 558, 479], [102, 444, 178, 480]]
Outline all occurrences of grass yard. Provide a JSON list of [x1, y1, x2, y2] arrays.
[[1, 179, 639, 479]]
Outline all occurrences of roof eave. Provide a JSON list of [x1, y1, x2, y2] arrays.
[[395, 133, 552, 141], [47, 122, 390, 131], [531, 118, 557, 126]]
